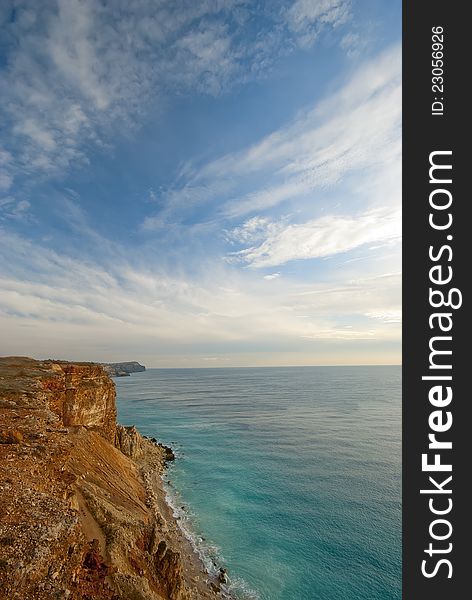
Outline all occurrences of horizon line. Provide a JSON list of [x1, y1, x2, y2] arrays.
[[142, 363, 402, 369]]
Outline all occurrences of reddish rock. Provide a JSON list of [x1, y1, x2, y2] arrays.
[[0, 430, 23, 444]]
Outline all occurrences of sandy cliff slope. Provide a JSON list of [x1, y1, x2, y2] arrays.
[[0, 357, 222, 600]]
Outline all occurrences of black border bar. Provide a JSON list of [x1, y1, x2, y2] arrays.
[[403, 2, 468, 598]]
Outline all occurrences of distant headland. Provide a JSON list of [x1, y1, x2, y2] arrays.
[[102, 361, 146, 377]]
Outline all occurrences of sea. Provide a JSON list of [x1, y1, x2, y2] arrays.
[[115, 366, 401, 600]]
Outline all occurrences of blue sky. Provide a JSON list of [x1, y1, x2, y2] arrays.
[[0, 0, 401, 367]]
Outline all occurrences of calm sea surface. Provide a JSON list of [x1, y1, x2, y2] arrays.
[[115, 366, 401, 600]]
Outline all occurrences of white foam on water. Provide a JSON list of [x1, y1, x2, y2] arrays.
[[161, 470, 260, 600]]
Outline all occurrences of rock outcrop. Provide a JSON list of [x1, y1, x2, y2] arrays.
[[0, 357, 220, 600], [47, 362, 117, 443], [102, 362, 146, 377], [115, 424, 146, 460]]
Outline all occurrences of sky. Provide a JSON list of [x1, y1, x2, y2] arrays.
[[0, 0, 401, 367]]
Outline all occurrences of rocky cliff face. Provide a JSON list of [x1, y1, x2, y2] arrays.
[[45, 363, 117, 443], [0, 357, 220, 600]]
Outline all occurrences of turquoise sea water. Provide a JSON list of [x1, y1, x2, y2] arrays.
[[115, 366, 401, 600]]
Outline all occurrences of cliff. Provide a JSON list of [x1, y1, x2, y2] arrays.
[[102, 362, 146, 378], [0, 357, 221, 600]]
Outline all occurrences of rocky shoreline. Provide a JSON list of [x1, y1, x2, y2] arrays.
[[0, 357, 232, 600]]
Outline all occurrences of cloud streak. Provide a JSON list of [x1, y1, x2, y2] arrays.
[[144, 43, 401, 226], [229, 207, 401, 267]]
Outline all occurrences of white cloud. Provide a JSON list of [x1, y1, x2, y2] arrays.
[[286, 0, 351, 47], [168, 22, 238, 96], [13, 118, 57, 151], [226, 216, 283, 243], [0, 147, 14, 192], [0, 197, 32, 222], [340, 31, 366, 58], [0, 149, 12, 166], [365, 309, 402, 324], [47, 0, 113, 111], [230, 207, 401, 267]]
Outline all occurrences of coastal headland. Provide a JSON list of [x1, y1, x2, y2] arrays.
[[102, 362, 146, 378], [0, 356, 225, 600]]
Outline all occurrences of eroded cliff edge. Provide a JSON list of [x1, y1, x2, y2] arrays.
[[0, 357, 221, 600]]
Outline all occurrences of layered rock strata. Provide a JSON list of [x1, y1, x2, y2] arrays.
[[0, 357, 221, 600]]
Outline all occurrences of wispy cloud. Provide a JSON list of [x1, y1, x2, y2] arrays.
[[0, 149, 14, 192], [225, 216, 285, 244], [0, 197, 33, 223], [229, 207, 401, 268], [144, 43, 401, 225], [0, 0, 354, 191], [286, 0, 351, 47], [0, 172, 13, 193], [340, 31, 366, 58], [365, 309, 402, 324], [220, 44, 401, 217]]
